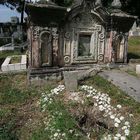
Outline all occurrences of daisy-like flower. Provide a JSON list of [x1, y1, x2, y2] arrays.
[[114, 123, 119, 127], [124, 121, 130, 126], [120, 136, 126, 140], [120, 116, 124, 121], [116, 133, 121, 138], [62, 133, 66, 136], [124, 129, 130, 136], [122, 126, 127, 130], [114, 136, 119, 140], [54, 132, 58, 137], [115, 118, 121, 123], [94, 103, 98, 106], [117, 104, 122, 109], [99, 105, 104, 111], [110, 115, 115, 119], [129, 114, 133, 117]]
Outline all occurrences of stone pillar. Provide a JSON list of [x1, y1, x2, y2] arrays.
[[31, 26, 40, 68], [124, 34, 129, 63]]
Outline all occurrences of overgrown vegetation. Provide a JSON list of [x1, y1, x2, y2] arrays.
[[0, 50, 24, 67], [0, 38, 11, 46], [10, 56, 21, 64], [81, 75, 140, 139], [128, 36, 140, 60], [0, 73, 54, 140], [0, 50, 23, 59], [0, 73, 140, 140]]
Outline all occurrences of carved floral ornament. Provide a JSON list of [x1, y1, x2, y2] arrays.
[[65, 32, 71, 39], [64, 55, 71, 64], [32, 26, 40, 41], [99, 33, 105, 40]]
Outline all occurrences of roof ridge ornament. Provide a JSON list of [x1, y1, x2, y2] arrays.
[[111, 0, 122, 9], [95, 0, 102, 7]]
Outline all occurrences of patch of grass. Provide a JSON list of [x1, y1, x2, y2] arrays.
[[80, 75, 140, 139], [128, 37, 140, 47], [32, 99, 86, 140], [0, 108, 11, 118], [0, 50, 23, 59], [0, 88, 31, 105], [10, 56, 21, 64], [0, 38, 11, 46], [0, 117, 19, 140], [126, 69, 138, 77], [0, 73, 48, 140], [0, 73, 32, 105], [128, 37, 140, 59]]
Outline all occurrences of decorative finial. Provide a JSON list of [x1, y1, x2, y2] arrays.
[[111, 0, 122, 9], [95, 0, 102, 7]]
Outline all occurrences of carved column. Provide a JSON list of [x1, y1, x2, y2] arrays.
[[124, 33, 129, 63], [31, 26, 40, 68]]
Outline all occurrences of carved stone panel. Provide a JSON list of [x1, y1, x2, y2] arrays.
[[70, 25, 105, 64], [32, 26, 40, 41]]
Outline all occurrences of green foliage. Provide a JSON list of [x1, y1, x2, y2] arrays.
[[0, 50, 23, 59], [0, 88, 31, 105], [32, 100, 86, 140], [81, 75, 140, 109], [0, 38, 11, 46], [81, 75, 140, 139], [128, 37, 140, 47], [0, 119, 19, 140], [128, 37, 140, 59]]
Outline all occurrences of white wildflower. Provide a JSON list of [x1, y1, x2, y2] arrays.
[[116, 133, 121, 138], [124, 129, 130, 136], [120, 116, 124, 121], [120, 136, 126, 140], [54, 132, 58, 137], [110, 115, 115, 119], [114, 123, 119, 127], [124, 121, 130, 126], [114, 136, 119, 140], [62, 133, 66, 136], [117, 104, 122, 109], [115, 118, 121, 123], [129, 114, 133, 117], [94, 103, 98, 107], [122, 126, 127, 130]]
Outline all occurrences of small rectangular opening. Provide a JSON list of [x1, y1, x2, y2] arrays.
[[78, 34, 91, 57]]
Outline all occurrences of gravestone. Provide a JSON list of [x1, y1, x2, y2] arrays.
[[63, 71, 78, 92]]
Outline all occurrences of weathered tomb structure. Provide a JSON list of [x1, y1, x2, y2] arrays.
[[26, 0, 136, 81]]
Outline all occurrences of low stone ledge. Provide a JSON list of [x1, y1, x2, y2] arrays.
[[136, 65, 140, 75], [21, 55, 27, 64], [1, 55, 26, 72], [129, 59, 140, 64]]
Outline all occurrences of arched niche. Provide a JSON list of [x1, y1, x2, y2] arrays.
[[113, 34, 125, 63], [40, 30, 52, 66]]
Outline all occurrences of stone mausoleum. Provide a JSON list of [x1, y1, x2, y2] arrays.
[[26, 0, 136, 82]]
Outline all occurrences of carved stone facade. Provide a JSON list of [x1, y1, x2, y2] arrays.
[[26, 0, 136, 82]]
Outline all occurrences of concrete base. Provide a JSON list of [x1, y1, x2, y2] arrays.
[[1, 55, 26, 72], [136, 65, 140, 75]]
